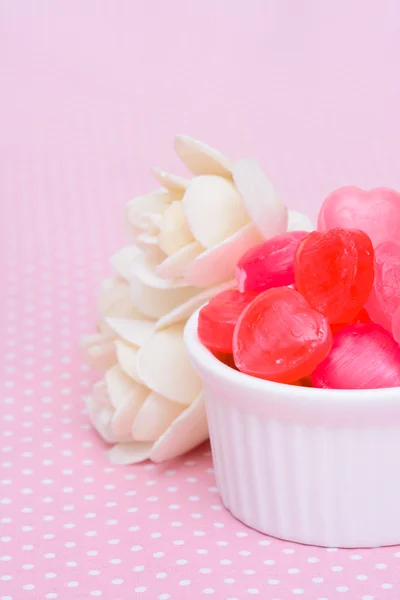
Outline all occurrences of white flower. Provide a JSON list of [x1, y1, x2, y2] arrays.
[[126, 135, 311, 292], [85, 319, 208, 465], [82, 134, 313, 464]]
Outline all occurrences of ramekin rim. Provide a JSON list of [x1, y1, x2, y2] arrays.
[[184, 309, 400, 401]]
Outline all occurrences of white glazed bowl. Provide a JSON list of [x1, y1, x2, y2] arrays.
[[185, 310, 400, 548]]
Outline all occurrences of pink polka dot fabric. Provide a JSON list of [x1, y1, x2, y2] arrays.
[[2, 1, 400, 598]]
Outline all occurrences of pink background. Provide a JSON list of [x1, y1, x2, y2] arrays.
[[2, 1, 400, 598]]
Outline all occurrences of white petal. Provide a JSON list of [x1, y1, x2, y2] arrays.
[[132, 392, 184, 442], [182, 175, 249, 249], [158, 201, 195, 255], [112, 384, 149, 438], [107, 442, 153, 465], [131, 248, 189, 289], [150, 393, 208, 462], [115, 340, 141, 382], [81, 332, 117, 372], [98, 277, 143, 324], [155, 279, 236, 330], [106, 318, 156, 347], [232, 159, 288, 238], [151, 167, 188, 193], [137, 324, 202, 405], [125, 190, 171, 234], [110, 246, 141, 280], [174, 134, 232, 178], [184, 223, 263, 287], [105, 365, 138, 408], [130, 275, 199, 319], [155, 241, 204, 280], [135, 233, 160, 248], [287, 210, 314, 232], [85, 382, 119, 444]]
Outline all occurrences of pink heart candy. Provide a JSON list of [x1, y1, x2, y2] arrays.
[[318, 186, 400, 248], [365, 241, 400, 331]]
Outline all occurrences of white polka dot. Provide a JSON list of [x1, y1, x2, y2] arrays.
[[133, 565, 144, 571], [203, 590, 214, 595], [179, 580, 191, 586], [375, 563, 387, 569], [356, 575, 368, 581], [224, 578, 235, 583], [156, 572, 167, 579], [176, 559, 188, 565], [312, 578, 324, 584], [351, 554, 362, 560], [288, 568, 300, 574], [134, 587, 146, 593], [244, 569, 255, 575], [153, 552, 165, 558], [200, 568, 212, 574], [268, 579, 279, 585], [336, 587, 349, 593], [308, 557, 319, 563], [292, 590, 304, 595], [382, 584, 393, 589], [159, 595, 170, 600], [332, 566, 343, 572], [23, 584, 35, 590], [67, 582, 79, 588], [263, 559, 275, 565]]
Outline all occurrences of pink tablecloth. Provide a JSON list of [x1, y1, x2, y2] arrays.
[[2, 2, 400, 598]]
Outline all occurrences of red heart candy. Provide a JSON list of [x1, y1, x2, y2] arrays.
[[198, 289, 258, 354], [294, 228, 374, 324], [365, 241, 400, 331], [318, 186, 400, 248], [233, 287, 332, 384]]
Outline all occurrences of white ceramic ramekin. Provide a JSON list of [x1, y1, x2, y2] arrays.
[[185, 310, 400, 548]]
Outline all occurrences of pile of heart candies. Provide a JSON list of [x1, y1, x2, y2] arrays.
[[197, 187, 400, 389]]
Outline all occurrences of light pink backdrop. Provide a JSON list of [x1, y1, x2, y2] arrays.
[[2, 1, 400, 598]]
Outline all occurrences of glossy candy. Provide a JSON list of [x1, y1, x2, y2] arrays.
[[366, 241, 400, 332], [235, 230, 308, 293], [318, 186, 400, 248], [198, 290, 258, 354], [391, 306, 400, 344], [294, 228, 374, 324], [233, 287, 332, 384], [330, 308, 371, 336], [312, 323, 400, 389]]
